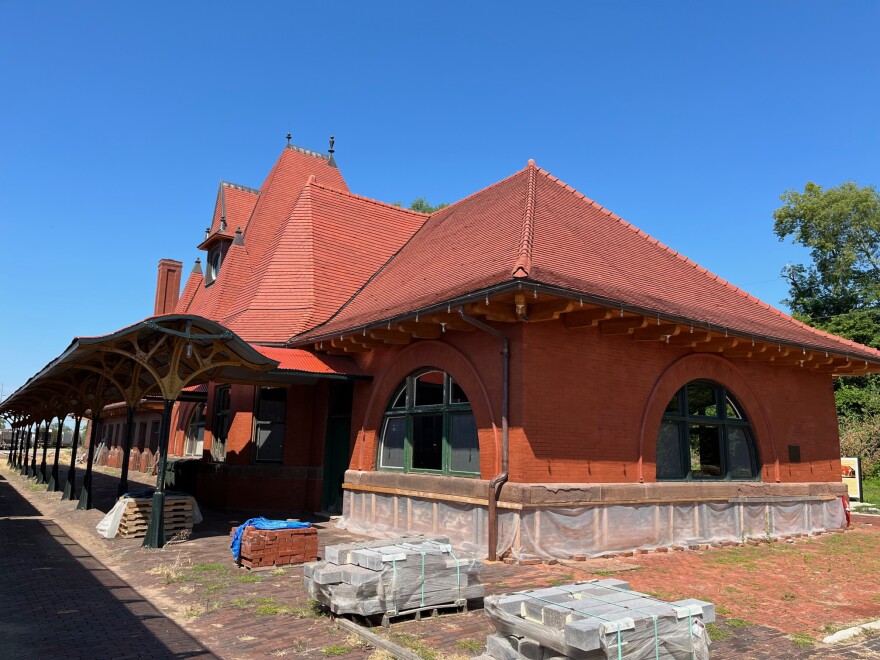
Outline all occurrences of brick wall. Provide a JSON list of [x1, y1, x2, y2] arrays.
[[348, 319, 841, 486]]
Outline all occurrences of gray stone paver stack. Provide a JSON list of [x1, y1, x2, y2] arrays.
[[304, 535, 483, 619], [481, 579, 713, 659]]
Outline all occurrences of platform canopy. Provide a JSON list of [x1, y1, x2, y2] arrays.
[[0, 314, 364, 420]]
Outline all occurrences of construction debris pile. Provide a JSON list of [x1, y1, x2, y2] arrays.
[[304, 536, 483, 621], [479, 579, 713, 660]]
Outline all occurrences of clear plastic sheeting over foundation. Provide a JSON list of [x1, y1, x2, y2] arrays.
[[340, 490, 846, 559]]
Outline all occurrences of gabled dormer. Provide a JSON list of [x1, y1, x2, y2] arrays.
[[197, 181, 260, 285]]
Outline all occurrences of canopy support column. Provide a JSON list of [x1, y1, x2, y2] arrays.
[[20, 425, 32, 476], [77, 416, 101, 510], [29, 422, 40, 478], [117, 405, 136, 498], [143, 399, 175, 549], [8, 426, 19, 469], [37, 421, 50, 485], [47, 414, 65, 492], [62, 416, 82, 501]]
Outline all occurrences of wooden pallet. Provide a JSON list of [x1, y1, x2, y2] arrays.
[[116, 496, 194, 539]]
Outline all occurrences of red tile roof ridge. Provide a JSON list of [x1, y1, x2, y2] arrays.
[[220, 180, 261, 196], [533, 165, 880, 359], [308, 181, 429, 218], [512, 160, 537, 278]]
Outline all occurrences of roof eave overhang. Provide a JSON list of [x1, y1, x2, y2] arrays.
[[292, 277, 880, 371]]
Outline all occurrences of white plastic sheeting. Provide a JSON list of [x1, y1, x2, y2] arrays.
[[340, 489, 846, 559]]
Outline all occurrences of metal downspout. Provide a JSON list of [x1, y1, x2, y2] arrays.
[[457, 307, 508, 561]]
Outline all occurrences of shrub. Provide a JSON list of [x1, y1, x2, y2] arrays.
[[839, 415, 880, 477]]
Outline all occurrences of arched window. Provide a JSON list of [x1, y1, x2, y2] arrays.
[[378, 369, 480, 476], [185, 403, 206, 456], [657, 380, 759, 481]]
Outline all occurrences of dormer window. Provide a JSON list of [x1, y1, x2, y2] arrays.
[[207, 248, 222, 285]]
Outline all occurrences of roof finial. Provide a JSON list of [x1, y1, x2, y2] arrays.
[[232, 226, 245, 246], [327, 135, 338, 168], [286, 132, 292, 146]]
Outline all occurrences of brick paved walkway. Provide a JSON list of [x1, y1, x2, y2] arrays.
[[0, 471, 215, 659], [4, 453, 880, 659]]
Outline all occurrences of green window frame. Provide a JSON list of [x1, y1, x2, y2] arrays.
[[377, 369, 480, 477], [657, 380, 760, 481]]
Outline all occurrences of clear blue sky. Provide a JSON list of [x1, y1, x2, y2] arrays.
[[1, 1, 878, 397]]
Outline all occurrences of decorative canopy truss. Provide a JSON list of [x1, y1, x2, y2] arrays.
[[0, 315, 280, 420]]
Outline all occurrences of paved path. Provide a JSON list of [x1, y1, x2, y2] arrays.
[[4, 455, 880, 659], [0, 472, 216, 659]]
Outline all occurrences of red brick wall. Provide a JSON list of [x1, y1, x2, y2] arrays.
[[348, 319, 841, 486], [517, 320, 840, 484], [350, 328, 517, 478]]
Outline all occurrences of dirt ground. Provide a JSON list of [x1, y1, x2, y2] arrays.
[[4, 455, 880, 658]]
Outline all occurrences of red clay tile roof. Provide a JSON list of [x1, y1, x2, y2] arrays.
[[203, 181, 260, 243], [293, 162, 880, 363], [252, 345, 365, 376], [174, 145, 425, 344]]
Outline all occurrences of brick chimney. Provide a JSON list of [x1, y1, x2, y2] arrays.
[[154, 259, 183, 316]]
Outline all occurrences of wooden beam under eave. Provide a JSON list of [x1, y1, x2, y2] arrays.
[[395, 321, 441, 340], [691, 337, 739, 352], [808, 352, 835, 366], [349, 336, 386, 349], [467, 300, 519, 322], [331, 338, 370, 353], [598, 315, 647, 335], [368, 328, 413, 344], [426, 313, 476, 331], [632, 323, 681, 341], [665, 329, 711, 346], [563, 308, 612, 328], [526, 298, 575, 322]]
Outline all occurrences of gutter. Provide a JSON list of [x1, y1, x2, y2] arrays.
[[457, 307, 508, 561]]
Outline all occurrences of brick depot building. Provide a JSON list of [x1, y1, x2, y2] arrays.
[[15, 142, 880, 559]]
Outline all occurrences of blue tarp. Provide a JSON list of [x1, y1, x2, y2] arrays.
[[230, 517, 312, 561]]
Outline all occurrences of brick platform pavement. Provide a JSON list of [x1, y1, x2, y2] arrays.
[[5, 454, 880, 659], [0, 471, 215, 659]]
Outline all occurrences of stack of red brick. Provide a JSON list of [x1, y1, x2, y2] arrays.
[[231, 525, 319, 569]]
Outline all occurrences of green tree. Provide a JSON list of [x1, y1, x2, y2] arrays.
[[774, 181, 880, 421], [774, 181, 880, 320], [392, 197, 449, 213]]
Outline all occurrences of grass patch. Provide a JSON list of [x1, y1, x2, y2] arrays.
[[388, 632, 438, 660], [270, 568, 287, 576], [456, 638, 484, 651], [255, 603, 296, 616], [234, 573, 263, 583], [548, 572, 575, 586], [289, 599, 326, 619], [715, 605, 732, 616], [705, 623, 732, 642], [863, 476, 880, 505], [321, 646, 351, 656], [725, 618, 749, 628], [190, 563, 226, 572], [789, 632, 815, 648]]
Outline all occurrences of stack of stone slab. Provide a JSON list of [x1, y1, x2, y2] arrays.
[[304, 536, 483, 619], [480, 579, 712, 660]]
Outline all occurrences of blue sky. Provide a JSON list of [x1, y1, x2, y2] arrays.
[[1, 1, 878, 397]]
